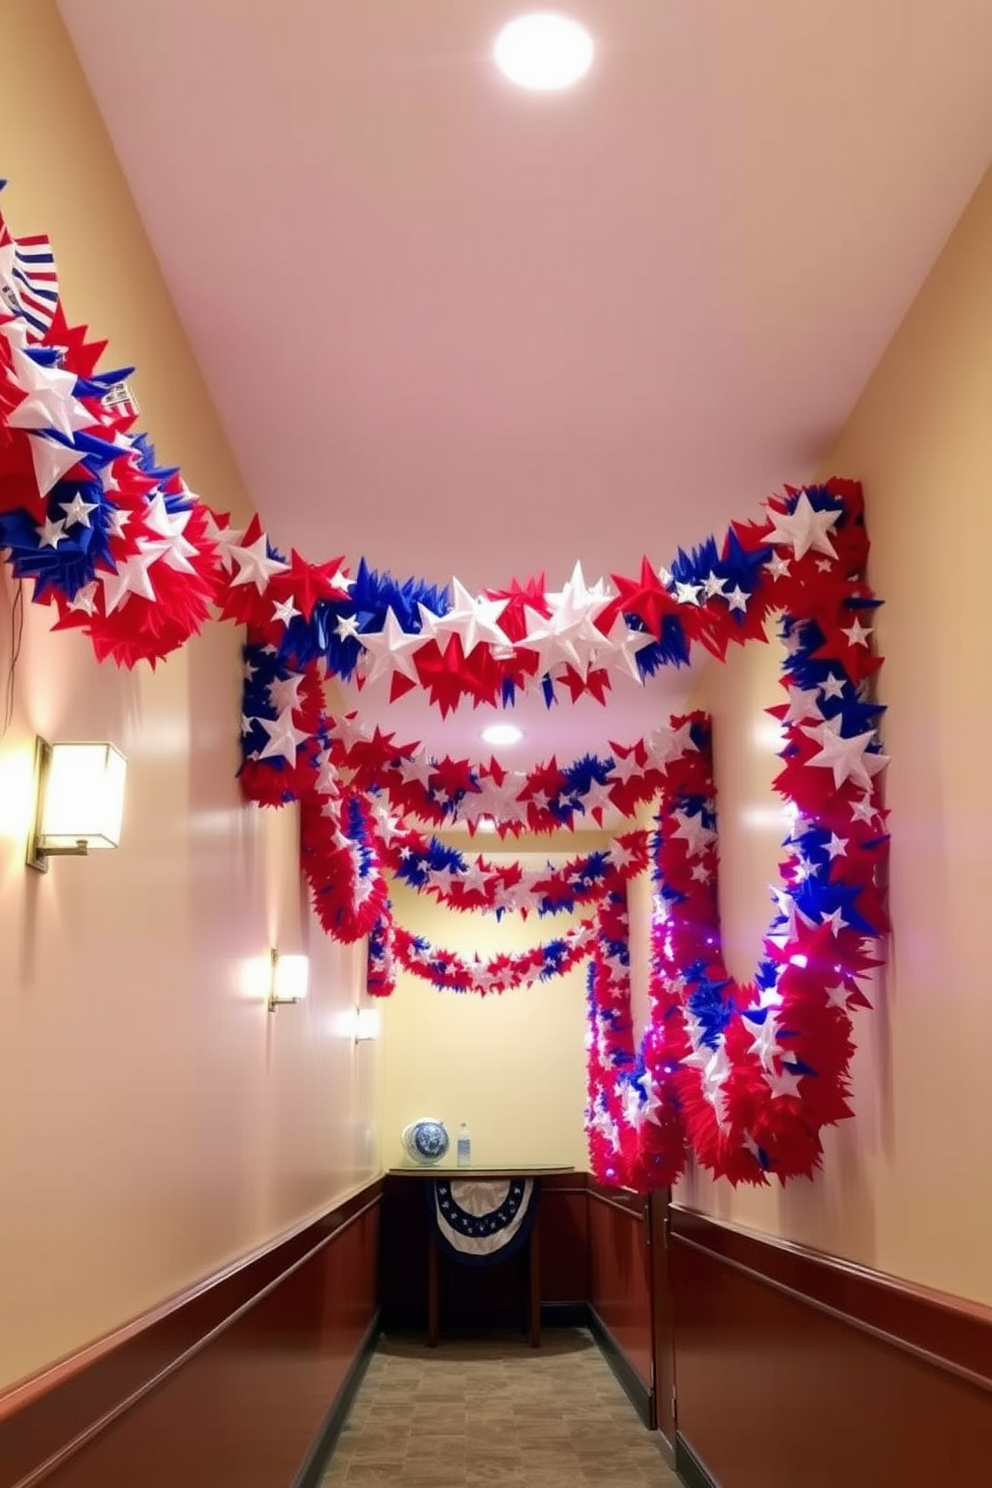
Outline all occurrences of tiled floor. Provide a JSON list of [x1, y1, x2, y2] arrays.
[[321, 1328, 680, 1486]]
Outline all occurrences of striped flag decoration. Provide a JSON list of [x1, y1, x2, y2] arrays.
[[101, 379, 140, 422], [0, 231, 59, 340]]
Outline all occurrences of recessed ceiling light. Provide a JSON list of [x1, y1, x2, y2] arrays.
[[481, 722, 524, 746], [494, 12, 594, 91], [476, 816, 498, 834]]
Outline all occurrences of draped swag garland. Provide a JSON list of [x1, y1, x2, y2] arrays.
[[0, 186, 888, 1188]]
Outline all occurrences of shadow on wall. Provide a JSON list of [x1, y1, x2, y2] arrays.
[[777, 1123, 877, 1262], [678, 1109, 879, 1265]]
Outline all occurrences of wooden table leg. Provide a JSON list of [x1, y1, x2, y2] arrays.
[[427, 1223, 439, 1348], [528, 1202, 541, 1348]]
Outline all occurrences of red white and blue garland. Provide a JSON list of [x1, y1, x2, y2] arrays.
[[326, 712, 678, 835], [586, 684, 886, 1188], [0, 185, 889, 1188], [389, 913, 598, 997], [382, 825, 649, 919]]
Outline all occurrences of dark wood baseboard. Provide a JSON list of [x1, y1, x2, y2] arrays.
[[654, 1427, 675, 1469], [587, 1305, 655, 1430], [676, 1432, 722, 1488], [0, 1180, 382, 1488], [540, 1301, 589, 1329], [378, 1302, 588, 1334], [291, 1306, 382, 1488]]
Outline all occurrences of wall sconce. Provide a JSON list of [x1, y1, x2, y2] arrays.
[[355, 1007, 380, 1043], [26, 738, 127, 872], [267, 949, 309, 1012], [336, 1006, 380, 1042]]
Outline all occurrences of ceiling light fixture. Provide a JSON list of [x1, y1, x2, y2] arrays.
[[476, 817, 498, 834], [493, 12, 594, 91], [480, 722, 524, 746]]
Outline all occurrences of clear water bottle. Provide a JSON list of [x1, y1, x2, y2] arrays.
[[457, 1122, 471, 1168]]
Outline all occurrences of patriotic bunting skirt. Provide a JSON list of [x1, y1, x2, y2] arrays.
[[431, 1178, 537, 1265]]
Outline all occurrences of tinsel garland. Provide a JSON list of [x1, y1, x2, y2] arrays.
[[0, 188, 890, 1190], [392, 916, 598, 996], [327, 714, 683, 835], [584, 664, 886, 1187], [0, 193, 874, 722], [381, 824, 650, 918], [584, 893, 688, 1193]]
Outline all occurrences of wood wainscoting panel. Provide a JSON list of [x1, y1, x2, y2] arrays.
[[671, 1207, 992, 1488], [587, 1182, 654, 1396], [0, 1183, 381, 1488], [538, 1174, 590, 1305]]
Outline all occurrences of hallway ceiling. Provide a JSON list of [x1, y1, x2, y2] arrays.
[[57, 0, 992, 766]]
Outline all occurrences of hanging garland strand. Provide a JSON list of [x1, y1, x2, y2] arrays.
[[652, 614, 887, 1185], [327, 714, 679, 835], [0, 201, 869, 719], [582, 624, 887, 1190], [380, 822, 650, 919], [392, 916, 598, 996], [0, 189, 889, 1194]]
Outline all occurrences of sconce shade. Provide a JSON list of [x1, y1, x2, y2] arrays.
[[27, 739, 127, 871], [268, 950, 309, 1010], [355, 1008, 380, 1042]]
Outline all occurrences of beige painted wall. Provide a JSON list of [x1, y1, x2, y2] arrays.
[[673, 163, 992, 1307], [0, 2, 377, 1392], [381, 863, 595, 1173]]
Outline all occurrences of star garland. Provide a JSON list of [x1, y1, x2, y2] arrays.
[[299, 766, 389, 944], [585, 893, 687, 1193], [237, 637, 324, 804], [367, 909, 396, 998], [391, 915, 598, 996], [656, 627, 886, 1185], [583, 654, 887, 1187], [0, 186, 890, 1189], [325, 713, 693, 835], [2, 190, 874, 731], [381, 824, 650, 919], [226, 479, 871, 715]]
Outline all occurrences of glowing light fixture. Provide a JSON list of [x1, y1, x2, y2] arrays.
[[494, 12, 594, 90], [476, 816, 498, 834], [355, 1008, 380, 1043], [267, 949, 309, 1011], [26, 738, 127, 872], [480, 722, 523, 746]]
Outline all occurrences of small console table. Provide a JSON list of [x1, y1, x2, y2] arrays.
[[387, 1166, 575, 1348]]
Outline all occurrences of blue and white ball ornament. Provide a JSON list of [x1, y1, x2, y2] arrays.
[[402, 1118, 451, 1165]]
